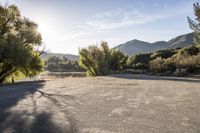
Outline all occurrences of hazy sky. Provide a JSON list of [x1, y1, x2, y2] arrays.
[[1, 0, 198, 54]]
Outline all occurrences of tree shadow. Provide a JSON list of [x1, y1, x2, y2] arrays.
[[30, 112, 78, 133], [0, 80, 45, 124], [110, 74, 200, 83], [0, 111, 78, 133], [35, 90, 79, 133], [0, 80, 79, 133]]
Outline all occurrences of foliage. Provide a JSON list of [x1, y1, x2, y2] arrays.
[[124, 43, 200, 75], [127, 53, 151, 69], [46, 56, 84, 72], [0, 4, 44, 83], [188, 2, 200, 44], [178, 45, 200, 56], [79, 41, 128, 76], [149, 58, 176, 73], [151, 49, 177, 59], [79, 42, 109, 76], [110, 49, 128, 71], [175, 54, 200, 73]]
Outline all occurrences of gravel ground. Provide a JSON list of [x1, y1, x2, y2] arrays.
[[0, 74, 200, 133]]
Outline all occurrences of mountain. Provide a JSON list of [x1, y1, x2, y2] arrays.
[[41, 52, 79, 61], [167, 33, 194, 48], [116, 40, 168, 55], [116, 33, 194, 56]]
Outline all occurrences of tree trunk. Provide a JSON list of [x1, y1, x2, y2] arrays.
[[0, 74, 7, 83], [12, 77, 14, 83], [0, 66, 15, 84]]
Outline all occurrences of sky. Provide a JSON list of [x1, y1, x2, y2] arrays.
[[1, 0, 198, 55]]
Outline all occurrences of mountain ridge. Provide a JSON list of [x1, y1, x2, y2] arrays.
[[115, 33, 194, 55]]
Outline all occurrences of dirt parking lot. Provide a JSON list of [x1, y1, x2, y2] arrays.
[[0, 74, 200, 133]]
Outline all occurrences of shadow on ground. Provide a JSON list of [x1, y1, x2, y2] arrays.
[[0, 81, 45, 124], [0, 80, 79, 133], [110, 74, 200, 83]]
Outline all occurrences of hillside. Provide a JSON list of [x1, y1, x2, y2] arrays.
[[116, 33, 194, 55], [167, 33, 194, 48], [116, 39, 168, 55], [41, 52, 79, 61]]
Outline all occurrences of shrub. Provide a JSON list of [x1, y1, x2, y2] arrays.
[[151, 49, 177, 59], [110, 49, 128, 71], [46, 56, 84, 72], [175, 54, 200, 73], [127, 53, 151, 69], [178, 45, 200, 56], [79, 41, 128, 76], [150, 58, 176, 73]]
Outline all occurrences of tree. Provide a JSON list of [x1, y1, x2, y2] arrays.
[[127, 53, 151, 69], [79, 42, 109, 76], [79, 41, 128, 76], [188, 2, 200, 44], [151, 49, 177, 60], [0, 4, 44, 83], [46, 56, 84, 72], [110, 49, 128, 71]]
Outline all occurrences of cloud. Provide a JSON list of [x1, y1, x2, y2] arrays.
[[51, 3, 188, 41], [83, 1, 193, 31], [40, 1, 194, 54], [53, 7, 166, 40], [85, 8, 167, 30]]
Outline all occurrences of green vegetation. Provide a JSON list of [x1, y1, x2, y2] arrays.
[[79, 43, 200, 77], [151, 49, 177, 59], [129, 45, 200, 76], [45, 56, 84, 72], [79, 41, 128, 76], [188, 3, 200, 44], [0, 4, 44, 83], [127, 53, 151, 70]]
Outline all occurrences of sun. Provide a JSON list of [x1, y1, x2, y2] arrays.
[[37, 22, 47, 36], [35, 17, 52, 36], [36, 17, 58, 38]]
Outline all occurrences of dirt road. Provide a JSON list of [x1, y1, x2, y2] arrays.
[[0, 74, 200, 133]]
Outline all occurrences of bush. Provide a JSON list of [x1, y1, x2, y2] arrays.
[[46, 56, 84, 72], [110, 49, 128, 71], [151, 49, 177, 59], [175, 54, 200, 73], [178, 45, 200, 56], [150, 58, 176, 73], [127, 53, 151, 69], [79, 41, 128, 76]]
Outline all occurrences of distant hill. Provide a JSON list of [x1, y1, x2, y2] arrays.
[[116, 33, 194, 56], [167, 33, 194, 48], [41, 52, 79, 61]]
